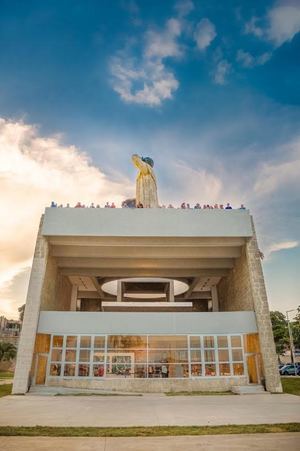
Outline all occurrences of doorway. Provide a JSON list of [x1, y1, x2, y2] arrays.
[[35, 354, 48, 385], [246, 353, 259, 384]]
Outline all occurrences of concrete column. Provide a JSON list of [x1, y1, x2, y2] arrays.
[[211, 286, 219, 312], [169, 281, 174, 302], [117, 281, 122, 302], [70, 285, 78, 311], [12, 216, 48, 394], [246, 218, 282, 393]]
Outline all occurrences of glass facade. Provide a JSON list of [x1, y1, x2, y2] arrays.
[[48, 334, 245, 379]]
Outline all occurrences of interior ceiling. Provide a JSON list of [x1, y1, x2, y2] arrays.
[[68, 276, 96, 291], [194, 277, 222, 292], [59, 236, 245, 298]]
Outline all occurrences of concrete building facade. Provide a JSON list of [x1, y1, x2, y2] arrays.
[[13, 208, 282, 394]]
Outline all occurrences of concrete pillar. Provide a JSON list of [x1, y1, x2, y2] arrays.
[[12, 216, 48, 394], [70, 285, 78, 311], [211, 286, 219, 312], [246, 218, 282, 393], [117, 281, 122, 302], [168, 281, 174, 302]]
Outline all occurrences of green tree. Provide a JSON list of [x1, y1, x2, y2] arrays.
[[270, 311, 289, 358], [18, 304, 25, 323], [0, 342, 17, 362], [291, 305, 300, 349]]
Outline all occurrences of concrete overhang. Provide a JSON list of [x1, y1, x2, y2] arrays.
[[42, 208, 253, 238]]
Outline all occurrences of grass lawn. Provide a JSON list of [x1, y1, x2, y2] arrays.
[[0, 371, 14, 379], [281, 377, 300, 396], [0, 424, 299, 437], [0, 384, 12, 397], [55, 392, 142, 396], [166, 391, 232, 396]]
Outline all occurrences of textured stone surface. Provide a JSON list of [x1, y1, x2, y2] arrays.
[[218, 247, 254, 311], [47, 376, 248, 393], [245, 218, 282, 393], [12, 217, 48, 394]]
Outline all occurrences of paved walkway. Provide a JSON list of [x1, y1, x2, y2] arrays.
[[0, 393, 299, 426], [0, 433, 299, 450]]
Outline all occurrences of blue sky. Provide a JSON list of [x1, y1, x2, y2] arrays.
[[0, 0, 299, 317]]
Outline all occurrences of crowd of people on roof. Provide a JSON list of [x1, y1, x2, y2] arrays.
[[50, 201, 246, 210]]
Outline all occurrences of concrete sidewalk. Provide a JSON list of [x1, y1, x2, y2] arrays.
[[0, 393, 299, 427], [0, 433, 300, 450]]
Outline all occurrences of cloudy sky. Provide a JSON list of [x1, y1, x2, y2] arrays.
[[0, 0, 299, 318]]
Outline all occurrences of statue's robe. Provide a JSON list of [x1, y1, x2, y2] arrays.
[[132, 155, 159, 208]]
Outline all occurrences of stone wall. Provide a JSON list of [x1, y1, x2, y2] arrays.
[[13, 216, 49, 394], [57, 275, 72, 311], [246, 218, 282, 392], [217, 246, 254, 311], [47, 376, 248, 393], [40, 264, 72, 311], [40, 257, 58, 310]]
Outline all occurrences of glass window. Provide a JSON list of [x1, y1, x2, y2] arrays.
[[66, 336, 77, 348], [52, 336, 63, 347], [93, 351, 105, 362], [65, 350, 76, 362], [190, 336, 200, 348], [94, 336, 105, 349], [51, 349, 62, 362], [231, 336, 242, 348], [203, 336, 214, 348], [168, 364, 189, 378], [64, 364, 76, 377], [78, 364, 90, 377], [79, 350, 90, 362], [50, 363, 61, 376], [93, 364, 105, 377], [233, 363, 244, 375], [148, 336, 187, 349], [80, 336, 91, 348], [148, 350, 188, 363], [108, 335, 146, 349], [191, 364, 202, 377], [133, 365, 147, 378], [217, 336, 228, 348], [110, 350, 147, 363], [205, 364, 216, 376], [218, 350, 229, 362], [190, 350, 201, 362], [219, 363, 231, 376], [106, 364, 132, 378], [204, 350, 215, 362], [232, 349, 243, 361]]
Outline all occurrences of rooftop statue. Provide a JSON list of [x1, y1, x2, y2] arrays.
[[132, 154, 159, 208]]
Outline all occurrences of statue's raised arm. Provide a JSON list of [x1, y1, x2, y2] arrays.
[[131, 154, 159, 208]]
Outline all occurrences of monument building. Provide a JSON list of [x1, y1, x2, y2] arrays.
[[13, 155, 282, 393]]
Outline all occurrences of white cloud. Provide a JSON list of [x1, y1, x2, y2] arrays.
[[0, 118, 132, 317], [194, 18, 217, 50], [213, 59, 231, 85], [265, 241, 299, 259], [254, 139, 300, 195], [144, 18, 182, 59], [245, 2, 300, 47], [169, 161, 223, 205], [236, 49, 272, 68], [244, 16, 264, 38], [110, 57, 179, 106], [268, 4, 300, 46], [174, 0, 194, 17], [110, 16, 183, 107]]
